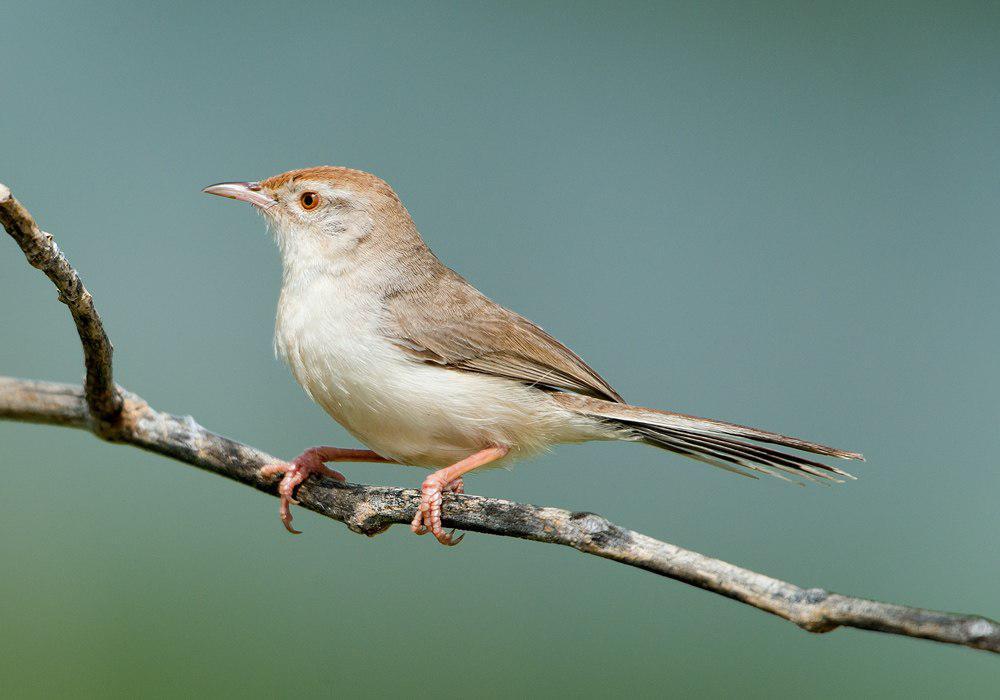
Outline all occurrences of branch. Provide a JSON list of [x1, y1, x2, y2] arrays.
[[0, 184, 123, 428], [2, 183, 999, 656]]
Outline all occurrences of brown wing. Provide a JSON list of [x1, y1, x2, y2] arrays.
[[383, 267, 624, 403]]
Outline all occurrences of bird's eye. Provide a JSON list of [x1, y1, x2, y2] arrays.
[[299, 191, 320, 210]]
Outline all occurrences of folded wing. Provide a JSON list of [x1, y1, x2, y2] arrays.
[[384, 266, 623, 402]]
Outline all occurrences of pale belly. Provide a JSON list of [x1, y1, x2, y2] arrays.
[[274, 273, 612, 467], [277, 312, 605, 467]]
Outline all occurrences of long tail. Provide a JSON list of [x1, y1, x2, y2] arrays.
[[551, 394, 864, 483]]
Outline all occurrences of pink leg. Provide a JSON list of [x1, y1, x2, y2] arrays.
[[411, 446, 509, 546], [261, 446, 394, 534]]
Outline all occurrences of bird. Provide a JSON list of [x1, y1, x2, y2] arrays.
[[203, 166, 863, 544]]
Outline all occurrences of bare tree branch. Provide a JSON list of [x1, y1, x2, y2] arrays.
[[2, 182, 998, 655], [0, 183, 122, 428]]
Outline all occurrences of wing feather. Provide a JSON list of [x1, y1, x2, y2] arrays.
[[382, 267, 623, 402]]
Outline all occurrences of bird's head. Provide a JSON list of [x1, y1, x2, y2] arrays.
[[203, 166, 420, 274]]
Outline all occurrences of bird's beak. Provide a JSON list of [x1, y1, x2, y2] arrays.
[[202, 181, 277, 209]]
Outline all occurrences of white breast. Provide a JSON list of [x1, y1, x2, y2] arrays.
[[274, 270, 605, 468]]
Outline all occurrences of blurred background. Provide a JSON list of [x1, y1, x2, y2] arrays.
[[2, 1, 999, 696]]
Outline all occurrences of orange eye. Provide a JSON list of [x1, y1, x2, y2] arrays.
[[299, 191, 320, 210]]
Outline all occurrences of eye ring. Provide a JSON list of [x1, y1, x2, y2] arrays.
[[299, 191, 320, 210]]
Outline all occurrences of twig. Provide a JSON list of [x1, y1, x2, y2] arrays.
[[2, 182, 998, 655], [0, 183, 122, 429]]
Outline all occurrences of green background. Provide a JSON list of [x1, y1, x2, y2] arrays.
[[2, 1, 998, 696]]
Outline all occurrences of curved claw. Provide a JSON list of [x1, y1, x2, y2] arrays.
[[280, 515, 302, 535], [261, 446, 385, 534], [278, 496, 302, 535], [442, 529, 465, 546], [412, 478, 469, 546], [411, 513, 429, 535], [410, 446, 508, 546], [265, 455, 347, 535]]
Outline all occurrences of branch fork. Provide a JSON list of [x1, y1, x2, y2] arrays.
[[2, 181, 998, 654]]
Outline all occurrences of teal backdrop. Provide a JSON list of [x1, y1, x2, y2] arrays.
[[2, 1, 999, 697]]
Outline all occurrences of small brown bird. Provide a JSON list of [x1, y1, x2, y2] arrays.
[[204, 167, 863, 543]]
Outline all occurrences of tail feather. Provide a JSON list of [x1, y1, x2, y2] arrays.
[[638, 426, 843, 484], [551, 394, 863, 484], [631, 427, 764, 479], [656, 427, 856, 479]]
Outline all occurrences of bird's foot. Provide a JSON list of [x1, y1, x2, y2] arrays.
[[411, 474, 466, 546], [261, 448, 349, 534], [410, 447, 509, 546]]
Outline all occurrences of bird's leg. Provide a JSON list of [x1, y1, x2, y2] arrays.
[[261, 446, 395, 534], [411, 446, 509, 546]]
